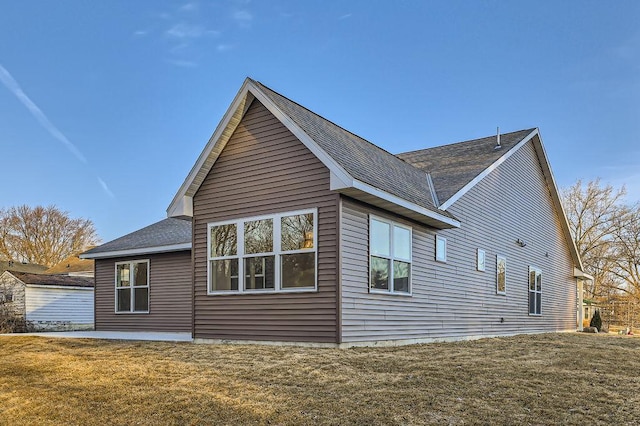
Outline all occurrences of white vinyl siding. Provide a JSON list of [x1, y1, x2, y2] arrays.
[[340, 140, 577, 343], [25, 286, 94, 325]]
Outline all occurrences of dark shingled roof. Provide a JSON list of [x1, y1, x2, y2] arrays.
[[82, 217, 192, 255], [253, 80, 445, 214], [397, 129, 536, 204], [9, 271, 94, 288]]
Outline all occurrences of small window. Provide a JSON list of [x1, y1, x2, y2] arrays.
[[529, 266, 542, 315], [496, 255, 506, 295], [369, 216, 412, 295], [115, 260, 149, 313], [477, 249, 486, 272], [435, 236, 447, 263]]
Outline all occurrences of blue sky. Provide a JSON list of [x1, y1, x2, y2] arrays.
[[1, 1, 638, 243]]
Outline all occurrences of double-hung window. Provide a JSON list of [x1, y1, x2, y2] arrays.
[[369, 216, 412, 295], [529, 266, 542, 315], [115, 260, 149, 313], [208, 209, 317, 294]]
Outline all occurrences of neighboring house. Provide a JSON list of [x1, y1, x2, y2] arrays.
[[82, 78, 591, 346], [0, 260, 47, 275], [0, 271, 94, 331], [46, 254, 95, 277]]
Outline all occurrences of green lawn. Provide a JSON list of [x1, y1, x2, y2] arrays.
[[1, 333, 639, 425]]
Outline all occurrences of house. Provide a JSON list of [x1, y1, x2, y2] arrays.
[[81, 78, 591, 346], [45, 254, 95, 277], [0, 271, 94, 331], [0, 260, 47, 275]]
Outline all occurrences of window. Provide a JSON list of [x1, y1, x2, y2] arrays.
[[435, 235, 447, 262], [496, 255, 506, 295], [208, 210, 317, 294], [115, 260, 149, 313], [369, 216, 411, 294], [529, 266, 542, 315], [477, 249, 486, 272]]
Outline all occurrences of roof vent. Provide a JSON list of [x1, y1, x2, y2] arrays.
[[494, 127, 501, 150]]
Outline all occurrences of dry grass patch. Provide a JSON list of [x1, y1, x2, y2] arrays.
[[1, 333, 639, 425]]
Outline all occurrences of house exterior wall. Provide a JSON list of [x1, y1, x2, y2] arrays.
[[94, 251, 192, 332], [340, 141, 577, 343], [192, 99, 340, 343], [0, 273, 26, 320], [25, 286, 94, 331]]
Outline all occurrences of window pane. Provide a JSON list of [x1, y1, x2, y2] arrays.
[[436, 237, 447, 262], [529, 292, 536, 314], [393, 226, 411, 260], [536, 293, 541, 314], [134, 288, 149, 312], [116, 264, 130, 287], [281, 213, 314, 251], [117, 288, 131, 312], [393, 260, 410, 293], [371, 219, 390, 257], [529, 270, 536, 291], [211, 224, 237, 257], [245, 256, 275, 290], [133, 262, 148, 286], [244, 219, 273, 254], [497, 257, 506, 293], [370, 256, 390, 290], [210, 259, 239, 291], [536, 272, 542, 292], [281, 253, 315, 289]]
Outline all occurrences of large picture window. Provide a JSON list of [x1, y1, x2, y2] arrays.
[[207, 209, 317, 294], [369, 216, 412, 295], [529, 266, 542, 315], [115, 260, 149, 313]]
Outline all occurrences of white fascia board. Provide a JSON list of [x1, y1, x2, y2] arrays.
[[574, 268, 594, 281], [426, 173, 440, 207], [248, 81, 353, 187], [166, 80, 253, 218], [351, 179, 460, 228], [26, 284, 93, 291], [167, 195, 193, 218], [531, 131, 585, 271], [439, 129, 539, 210], [79, 243, 191, 259]]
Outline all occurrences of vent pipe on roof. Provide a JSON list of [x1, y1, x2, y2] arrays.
[[494, 126, 501, 150]]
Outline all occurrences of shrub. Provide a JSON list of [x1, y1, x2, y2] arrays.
[[0, 304, 33, 333], [590, 309, 603, 331]]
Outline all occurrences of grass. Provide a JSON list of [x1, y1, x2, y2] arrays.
[[1, 333, 639, 425]]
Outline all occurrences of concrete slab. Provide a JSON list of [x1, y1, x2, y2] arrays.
[[2, 331, 193, 342]]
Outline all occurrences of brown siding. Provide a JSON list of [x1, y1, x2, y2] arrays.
[[341, 141, 577, 342], [193, 99, 339, 343], [95, 251, 192, 332]]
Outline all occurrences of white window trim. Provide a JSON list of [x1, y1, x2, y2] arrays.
[[368, 215, 413, 296], [529, 266, 542, 316], [435, 235, 447, 263], [496, 255, 507, 295], [477, 249, 486, 272], [114, 259, 150, 314], [207, 208, 318, 295]]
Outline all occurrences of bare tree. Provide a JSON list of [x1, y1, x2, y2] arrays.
[[0, 205, 99, 267], [610, 205, 640, 296], [561, 179, 627, 299]]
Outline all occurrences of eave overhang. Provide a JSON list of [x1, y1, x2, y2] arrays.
[[167, 78, 459, 229], [79, 243, 192, 260]]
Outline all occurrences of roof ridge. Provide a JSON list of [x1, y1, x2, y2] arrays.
[[397, 128, 537, 156], [252, 80, 424, 174]]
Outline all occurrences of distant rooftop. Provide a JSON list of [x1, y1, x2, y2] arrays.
[[0, 261, 48, 275], [6, 271, 94, 288]]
